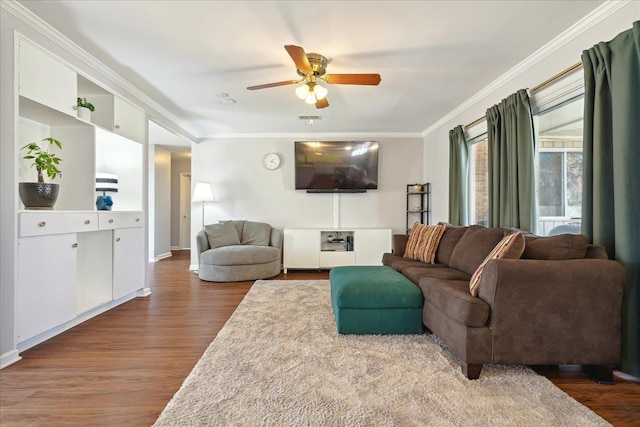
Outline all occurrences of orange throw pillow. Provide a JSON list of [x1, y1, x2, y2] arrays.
[[469, 231, 525, 296], [404, 223, 446, 264]]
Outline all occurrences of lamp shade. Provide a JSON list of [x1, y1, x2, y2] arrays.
[[192, 182, 214, 202], [95, 173, 118, 193]]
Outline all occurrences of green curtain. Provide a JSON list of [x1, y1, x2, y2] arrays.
[[582, 20, 640, 376], [448, 125, 468, 225], [486, 89, 535, 231]]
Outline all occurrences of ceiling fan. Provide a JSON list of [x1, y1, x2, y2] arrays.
[[247, 45, 382, 109]]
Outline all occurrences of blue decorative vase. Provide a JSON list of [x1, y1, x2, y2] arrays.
[[96, 192, 113, 211]]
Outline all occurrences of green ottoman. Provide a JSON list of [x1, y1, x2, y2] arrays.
[[330, 265, 423, 334]]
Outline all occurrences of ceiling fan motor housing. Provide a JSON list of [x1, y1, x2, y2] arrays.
[[297, 53, 328, 77]]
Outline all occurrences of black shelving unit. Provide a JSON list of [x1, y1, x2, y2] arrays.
[[406, 183, 431, 233]]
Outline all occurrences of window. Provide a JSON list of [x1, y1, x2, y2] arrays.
[[535, 96, 584, 236], [468, 134, 488, 226]]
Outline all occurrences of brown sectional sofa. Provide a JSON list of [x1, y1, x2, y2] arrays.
[[382, 224, 625, 382]]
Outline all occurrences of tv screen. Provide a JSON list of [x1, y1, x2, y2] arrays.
[[295, 141, 379, 192]]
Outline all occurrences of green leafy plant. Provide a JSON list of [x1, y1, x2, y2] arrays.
[[77, 97, 95, 112], [21, 137, 63, 183]]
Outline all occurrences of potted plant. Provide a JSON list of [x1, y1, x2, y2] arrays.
[[76, 97, 95, 120], [412, 183, 424, 192], [19, 137, 63, 210]]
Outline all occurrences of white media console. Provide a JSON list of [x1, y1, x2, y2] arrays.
[[283, 228, 392, 273]]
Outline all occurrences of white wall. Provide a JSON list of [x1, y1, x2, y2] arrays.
[[423, 3, 639, 224], [189, 136, 423, 267]]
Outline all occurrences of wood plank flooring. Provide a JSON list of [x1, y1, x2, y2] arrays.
[[1, 250, 638, 426]]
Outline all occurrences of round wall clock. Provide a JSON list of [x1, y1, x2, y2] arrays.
[[263, 153, 281, 170]]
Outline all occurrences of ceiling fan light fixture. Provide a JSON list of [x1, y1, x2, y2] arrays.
[[295, 84, 310, 100], [313, 84, 328, 100]]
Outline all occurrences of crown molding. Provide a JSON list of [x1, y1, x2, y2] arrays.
[[2, 0, 200, 141], [421, 0, 631, 138], [200, 132, 423, 140]]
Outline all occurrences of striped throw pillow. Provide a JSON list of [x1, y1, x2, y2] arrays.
[[469, 231, 525, 296], [404, 223, 447, 264]]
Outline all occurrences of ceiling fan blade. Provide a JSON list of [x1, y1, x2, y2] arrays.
[[323, 74, 381, 85], [315, 97, 329, 109], [284, 45, 313, 74], [247, 80, 299, 90]]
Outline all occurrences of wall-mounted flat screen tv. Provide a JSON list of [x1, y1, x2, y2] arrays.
[[295, 141, 379, 192]]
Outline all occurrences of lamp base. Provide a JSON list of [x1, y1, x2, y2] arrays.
[[96, 194, 113, 211]]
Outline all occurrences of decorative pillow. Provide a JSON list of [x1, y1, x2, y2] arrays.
[[220, 220, 246, 241], [469, 231, 525, 297], [403, 223, 447, 264], [241, 221, 272, 246], [204, 221, 241, 249]]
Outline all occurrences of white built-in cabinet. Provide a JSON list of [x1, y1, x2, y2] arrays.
[[15, 35, 147, 351], [283, 228, 392, 273]]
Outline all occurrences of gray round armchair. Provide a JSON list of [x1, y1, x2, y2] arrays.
[[196, 220, 282, 282]]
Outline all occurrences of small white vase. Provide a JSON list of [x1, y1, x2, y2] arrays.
[[77, 106, 91, 121]]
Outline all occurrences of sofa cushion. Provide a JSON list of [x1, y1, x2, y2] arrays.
[[241, 221, 271, 246], [404, 223, 446, 264], [419, 278, 490, 327], [204, 221, 241, 249], [522, 234, 588, 260], [449, 225, 506, 275], [436, 223, 468, 266], [201, 245, 279, 266], [469, 231, 525, 296], [401, 265, 470, 286], [383, 253, 428, 272]]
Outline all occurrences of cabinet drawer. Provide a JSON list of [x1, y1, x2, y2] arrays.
[[319, 251, 356, 268], [19, 212, 99, 237], [99, 211, 144, 229]]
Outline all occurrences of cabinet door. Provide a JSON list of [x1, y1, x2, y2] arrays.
[[19, 39, 77, 117], [283, 229, 320, 270], [112, 227, 144, 299], [18, 234, 77, 342], [355, 229, 392, 266], [113, 97, 145, 143]]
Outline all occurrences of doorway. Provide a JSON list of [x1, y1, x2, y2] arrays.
[[179, 173, 191, 249]]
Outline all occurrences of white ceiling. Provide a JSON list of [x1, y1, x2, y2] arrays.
[[18, 0, 606, 138]]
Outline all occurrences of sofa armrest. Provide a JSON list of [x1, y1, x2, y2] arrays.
[[196, 229, 210, 256], [393, 234, 409, 256], [270, 228, 283, 250], [477, 258, 625, 365]]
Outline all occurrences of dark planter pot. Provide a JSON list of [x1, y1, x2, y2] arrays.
[[19, 182, 60, 210]]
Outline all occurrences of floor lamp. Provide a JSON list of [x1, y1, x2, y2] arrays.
[[192, 182, 214, 276], [192, 182, 214, 228]]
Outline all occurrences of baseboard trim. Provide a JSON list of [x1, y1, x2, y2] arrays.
[[0, 350, 22, 369], [149, 252, 172, 263], [137, 287, 152, 297]]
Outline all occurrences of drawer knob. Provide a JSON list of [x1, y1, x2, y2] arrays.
[[115, 237, 121, 242], [38, 221, 46, 227], [109, 219, 114, 223], [72, 243, 78, 248], [115, 124, 121, 129], [85, 220, 91, 225], [135, 218, 140, 222]]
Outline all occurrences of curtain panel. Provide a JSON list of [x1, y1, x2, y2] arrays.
[[582, 20, 640, 376], [486, 89, 535, 232], [448, 125, 468, 225]]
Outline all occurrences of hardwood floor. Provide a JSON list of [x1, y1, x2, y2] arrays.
[[1, 250, 638, 426]]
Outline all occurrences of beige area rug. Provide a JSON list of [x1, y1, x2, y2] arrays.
[[154, 280, 609, 426]]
